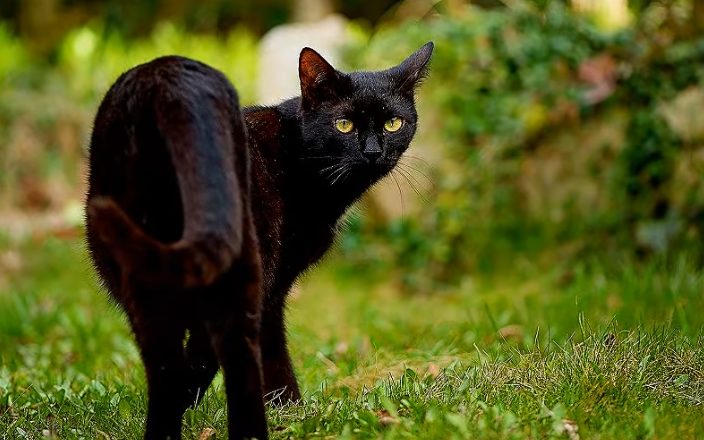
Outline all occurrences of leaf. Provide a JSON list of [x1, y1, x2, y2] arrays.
[[446, 412, 469, 437], [198, 428, 216, 440]]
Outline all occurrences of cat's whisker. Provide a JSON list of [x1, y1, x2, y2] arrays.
[[328, 163, 348, 182], [305, 155, 343, 160], [403, 154, 432, 167], [390, 170, 405, 217], [397, 164, 433, 194], [395, 166, 429, 204], [320, 163, 342, 175], [397, 162, 427, 185], [323, 162, 339, 178], [398, 161, 434, 189], [322, 160, 352, 181], [330, 164, 351, 186], [398, 157, 432, 179]]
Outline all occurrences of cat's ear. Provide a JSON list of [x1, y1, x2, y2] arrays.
[[299, 47, 342, 107], [390, 41, 434, 94]]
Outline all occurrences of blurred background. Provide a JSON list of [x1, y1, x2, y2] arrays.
[[1, 0, 703, 290], [1, 1, 703, 436]]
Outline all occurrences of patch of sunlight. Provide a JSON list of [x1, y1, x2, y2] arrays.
[[572, 0, 632, 31], [71, 28, 97, 59]]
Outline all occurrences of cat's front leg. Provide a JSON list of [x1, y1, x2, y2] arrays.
[[261, 295, 301, 404]]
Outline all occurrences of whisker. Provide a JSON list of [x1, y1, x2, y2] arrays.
[[397, 163, 431, 190], [398, 163, 435, 191], [397, 162, 434, 190], [330, 165, 351, 186], [320, 163, 343, 175], [398, 157, 432, 178], [395, 166, 421, 194], [403, 154, 432, 167], [305, 155, 343, 160], [396, 167, 429, 203], [391, 171, 405, 217], [324, 160, 353, 181], [327, 165, 346, 183]]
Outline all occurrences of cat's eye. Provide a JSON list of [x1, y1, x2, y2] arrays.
[[335, 119, 354, 133], [384, 117, 404, 132]]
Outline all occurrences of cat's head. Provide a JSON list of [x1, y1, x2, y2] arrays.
[[297, 42, 433, 187]]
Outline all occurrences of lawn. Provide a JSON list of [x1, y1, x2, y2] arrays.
[[0, 233, 702, 439]]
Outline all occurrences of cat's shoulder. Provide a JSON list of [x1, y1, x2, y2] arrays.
[[244, 106, 284, 140]]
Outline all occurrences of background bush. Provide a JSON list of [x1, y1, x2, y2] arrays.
[[0, 23, 257, 213], [1, 1, 703, 293], [341, 1, 704, 291]]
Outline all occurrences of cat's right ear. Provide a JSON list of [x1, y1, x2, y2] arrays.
[[299, 47, 341, 108], [390, 41, 434, 95]]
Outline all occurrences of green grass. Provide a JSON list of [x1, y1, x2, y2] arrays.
[[0, 234, 702, 439]]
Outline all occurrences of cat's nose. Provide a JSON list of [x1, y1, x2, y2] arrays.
[[362, 137, 382, 162], [362, 150, 382, 162]]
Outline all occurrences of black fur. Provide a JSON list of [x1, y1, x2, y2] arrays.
[[85, 42, 433, 439]]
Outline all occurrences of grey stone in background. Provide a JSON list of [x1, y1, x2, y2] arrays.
[[292, 0, 335, 22], [257, 14, 350, 105]]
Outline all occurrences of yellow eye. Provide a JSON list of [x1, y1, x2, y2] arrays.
[[335, 119, 354, 133], [384, 117, 403, 132]]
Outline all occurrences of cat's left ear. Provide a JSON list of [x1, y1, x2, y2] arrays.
[[391, 41, 434, 94], [299, 47, 343, 108]]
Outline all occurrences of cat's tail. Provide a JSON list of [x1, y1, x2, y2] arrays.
[[87, 92, 246, 290], [87, 196, 241, 290]]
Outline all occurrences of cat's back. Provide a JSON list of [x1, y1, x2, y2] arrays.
[[87, 56, 248, 275], [94, 56, 237, 122], [89, 55, 244, 181]]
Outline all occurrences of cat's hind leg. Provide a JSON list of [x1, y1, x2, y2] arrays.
[[183, 323, 219, 406], [206, 259, 268, 440], [126, 297, 191, 440]]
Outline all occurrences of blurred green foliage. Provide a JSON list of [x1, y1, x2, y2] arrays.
[[57, 24, 258, 104], [0, 24, 29, 84], [0, 21, 257, 103], [1, 4, 703, 436], [0, 22, 257, 211], [1, 1, 703, 292], [343, 1, 704, 290], [0, 0, 402, 51]]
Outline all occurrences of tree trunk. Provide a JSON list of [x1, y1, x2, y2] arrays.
[[693, 0, 704, 34], [293, 0, 333, 22], [18, 0, 90, 54]]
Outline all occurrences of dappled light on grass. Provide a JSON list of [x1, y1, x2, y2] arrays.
[[1, 2, 704, 436], [1, 236, 702, 438], [268, 330, 703, 439]]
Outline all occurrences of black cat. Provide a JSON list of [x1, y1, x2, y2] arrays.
[[85, 41, 433, 439]]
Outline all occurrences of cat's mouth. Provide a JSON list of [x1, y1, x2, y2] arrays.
[[356, 158, 399, 182], [375, 160, 398, 173], [371, 154, 401, 169], [318, 157, 398, 187], [353, 155, 395, 171]]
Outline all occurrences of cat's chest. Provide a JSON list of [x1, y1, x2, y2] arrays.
[[252, 191, 338, 290], [281, 213, 338, 274]]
